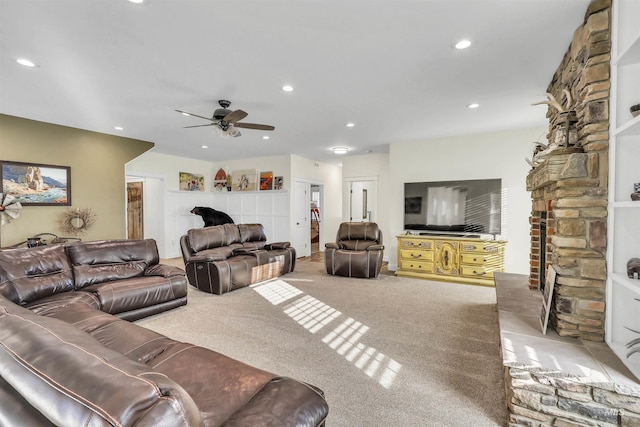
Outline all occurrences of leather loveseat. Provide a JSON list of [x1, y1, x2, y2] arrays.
[[180, 223, 296, 295], [0, 239, 328, 426]]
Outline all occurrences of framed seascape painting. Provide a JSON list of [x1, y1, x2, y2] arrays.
[[0, 160, 71, 206]]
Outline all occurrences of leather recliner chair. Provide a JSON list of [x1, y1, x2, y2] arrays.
[[324, 222, 384, 278]]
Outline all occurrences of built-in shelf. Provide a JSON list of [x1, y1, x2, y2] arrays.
[[614, 114, 640, 137], [606, 0, 640, 383], [616, 33, 640, 66], [613, 201, 640, 208]]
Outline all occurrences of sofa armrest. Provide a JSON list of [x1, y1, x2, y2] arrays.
[[188, 253, 228, 262], [265, 241, 291, 250], [221, 377, 328, 427], [232, 248, 259, 256], [144, 264, 185, 278], [366, 244, 384, 251], [324, 243, 339, 250]]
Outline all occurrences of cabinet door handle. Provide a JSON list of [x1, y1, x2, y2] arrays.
[[411, 253, 422, 259], [473, 270, 487, 276]]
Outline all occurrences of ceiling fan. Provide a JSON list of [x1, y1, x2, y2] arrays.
[[175, 100, 275, 138]]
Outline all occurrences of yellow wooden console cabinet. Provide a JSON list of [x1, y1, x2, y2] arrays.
[[396, 234, 505, 287]]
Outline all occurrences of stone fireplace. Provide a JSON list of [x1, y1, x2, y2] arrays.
[[526, 0, 610, 342]]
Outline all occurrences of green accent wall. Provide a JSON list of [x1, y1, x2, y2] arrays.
[[0, 114, 153, 247]]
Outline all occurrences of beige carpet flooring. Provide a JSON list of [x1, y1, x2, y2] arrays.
[[137, 257, 507, 426]]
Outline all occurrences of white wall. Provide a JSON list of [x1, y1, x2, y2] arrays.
[[388, 126, 546, 274], [126, 151, 342, 258], [290, 155, 343, 249], [211, 155, 291, 191], [341, 153, 391, 254]]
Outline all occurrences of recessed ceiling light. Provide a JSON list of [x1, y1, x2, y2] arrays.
[[282, 85, 294, 92], [467, 103, 480, 109], [455, 39, 472, 50], [345, 122, 355, 128], [201, 145, 208, 149], [128, 0, 145, 3], [262, 136, 270, 140], [114, 126, 124, 130], [332, 146, 349, 155], [16, 58, 37, 67]]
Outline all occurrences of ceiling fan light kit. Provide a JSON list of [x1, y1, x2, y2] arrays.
[[176, 100, 274, 139]]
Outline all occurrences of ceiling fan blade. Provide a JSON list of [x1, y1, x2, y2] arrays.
[[224, 109, 248, 124], [235, 122, 275, 131], [183, 123, 215, 128], [175, 110, 215, 122]]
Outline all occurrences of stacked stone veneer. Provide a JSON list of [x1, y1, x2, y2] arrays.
[[527, 0, 611, 342], [506, 367, 640, 426]]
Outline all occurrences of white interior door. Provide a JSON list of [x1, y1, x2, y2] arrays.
[[349, 180, 377, 222], [293, 179, 311, 257]]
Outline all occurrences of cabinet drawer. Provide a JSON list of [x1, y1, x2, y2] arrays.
[[400, 239, 433, 250], [400, 249, 434, 262], [460, 253, 494, 265], [460, 265, 497, 278], [400, 259, 434, 273], [460, 242, 503, 254]]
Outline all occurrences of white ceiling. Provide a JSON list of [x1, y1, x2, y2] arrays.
[[1, 0, 591, 165]]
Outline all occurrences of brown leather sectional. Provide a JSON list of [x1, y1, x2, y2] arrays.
[[180, 223, 296, 295], [0, 239, 328, 426]]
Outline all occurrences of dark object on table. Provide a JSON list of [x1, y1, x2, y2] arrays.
[[628, 258, 640, 279], [632, 193, 640, 201], [190, 206, 234, 226], [631, 103, 640, 118]]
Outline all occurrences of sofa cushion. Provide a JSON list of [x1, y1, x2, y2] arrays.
[[0, 244, 74, 305], [188, 223, 241, 252], [238, 223, 267, 244], [148, 342, 276, 426], [83, 275, 188, 315], [67, 239, 160, 289], [24, 291, 100, 316], [337, 222, 380, 242], [339, 240, 379, 251], [0, 296, 202, 427]]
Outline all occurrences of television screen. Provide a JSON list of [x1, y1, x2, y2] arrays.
[[404, 179, 502, 236]]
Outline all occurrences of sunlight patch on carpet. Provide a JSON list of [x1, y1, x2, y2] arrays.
[[252, 279, 303, 305], [252, 279, 402, 389]]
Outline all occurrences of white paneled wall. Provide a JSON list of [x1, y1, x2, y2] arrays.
[[164, 190, 290, 258]]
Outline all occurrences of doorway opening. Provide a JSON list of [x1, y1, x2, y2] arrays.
[[311, 184, 321, 254], [127, 181, 144, 240], [345, 177, 378, 222], [125, 174, 165, 254]]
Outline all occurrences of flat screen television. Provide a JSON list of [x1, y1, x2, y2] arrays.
[[404, 178, 502, 237]]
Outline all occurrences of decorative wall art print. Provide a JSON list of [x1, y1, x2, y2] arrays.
[[179, 172, 204, 192], [539, 265, 557, 334], [0, 160, 71, 206], [232, 169, 257, 191], [274, 176, 283, 190], [260, 171, 273, 191]]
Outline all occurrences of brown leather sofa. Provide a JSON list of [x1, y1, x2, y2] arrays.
[[0, 239, 328, 426], [180, 223, 296, 295], [325, 222, 385, 278], [0, 239, 187, 320]]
